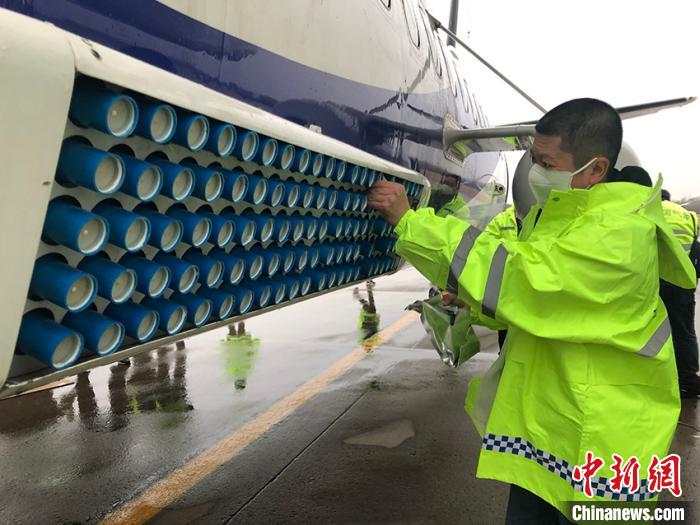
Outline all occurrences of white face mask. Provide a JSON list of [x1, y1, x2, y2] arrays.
[[528, 157, 597, 205]]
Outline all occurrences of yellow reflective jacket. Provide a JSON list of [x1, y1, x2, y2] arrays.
[[394, 179, 695, 516], [436, 193, 470, 222], [662, 200, 698, 254]]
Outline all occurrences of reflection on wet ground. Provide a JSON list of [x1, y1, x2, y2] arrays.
[[0, 267, 697, 524]]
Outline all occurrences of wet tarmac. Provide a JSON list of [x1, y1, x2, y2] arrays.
[[0, 267, 698, 524]]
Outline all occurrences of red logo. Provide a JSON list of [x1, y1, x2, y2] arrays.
[[648, 454, 682, 497], [573, 451, 605, 497], [572, 453, 682, 498]]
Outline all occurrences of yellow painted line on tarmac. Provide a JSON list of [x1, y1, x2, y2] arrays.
[[101, 311, 419, 525]]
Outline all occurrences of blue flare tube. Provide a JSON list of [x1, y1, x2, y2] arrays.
[[241, 211, 274, 243], [326, 269, 338, 288], [318, 244, 336, 266], [119, 253, 171, 298], [306, 270, 328, 292], [149, 159, 194, 201], [342, 191, 355, 211], [311, 185, 328, 209], [17, 310, 84, 369], [153, 253, 199, 293], [303, 216, 318, 240], [104, 301, 159, 342], [29, 257, 96, 312], [205, 122, 237, 156], [165, 207, 211, 247], [359, 218, 370, 236], [275, 143, 296, 171], [232, 129, 259, 161], [238, 280, 272, 309], [114, 265, 161, 306], [220, 210, 256, 246], [118, 155, 163, 202], [270, 247, 295, 275], [56, 141, 125, 194], [324, 189, 338, 211], [317, 217, 330, 240], [298, 183, 315, 209], [264, 279, 287, 305], [326, 216, 345, 239], [243, 173, 268, 205], [254, 137, 278, 167], [134, 100, 177, 144], [208, 248, 246, 285], [332, 243, 345, 264], [309, 152, 324, 177], [264, 178, 286, 207], [182, 249, 225, 288], [284, 215, 305, 242], [289, 246, 309, 271], [350, 193, 362, 212], [93, 201, 151, 252], [134, 206, 183, 252], [348, 165, 361, 185], [367, 170, 379, 187], [334, 267, 347, 286], [291, 148, 311, 174], [62, 310, 125, 356], [307, 247, 320, 269], [334, 161, 348, 182], [345, 218, 358, 239], [217, 284, 253, 315], [299, 275, 313, 296], [77, 255, 136, 303], [281, 181, 301, 208], [169, 292, 213, 327], [375, 237, 397, 254], [279, 277, 301, 301], [173, 111, 210, 151], [249, 247, 281, 278], [196, 287, 235, 319], [69, 82, 138, 137], [140, 297, 187, 335], [322, 157, 336, 179], [223, 170, 249, 203], [231, 249, 264, 280], [43, 199, 109, 255], [269, 216, 291, 244], [181, 162, 223, 202], [201, 212, 235, 248]]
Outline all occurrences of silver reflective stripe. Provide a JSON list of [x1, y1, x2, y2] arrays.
[[482, 245, 509, 318], [683, 243, 692, 251], [500, 226, 516, 231], [673, 229, 689, 236], [637, 318, 671, 358], [446, 227, 481, 294]]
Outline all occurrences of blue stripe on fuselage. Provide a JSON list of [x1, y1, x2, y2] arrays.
[[1, 0, 472, 179]]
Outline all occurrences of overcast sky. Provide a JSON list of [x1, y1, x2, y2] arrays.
[[425, 0, 700, 199]]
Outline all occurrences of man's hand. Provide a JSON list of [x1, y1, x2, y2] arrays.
[[442, 291, 466, 309], [367, 180, 410, 226]]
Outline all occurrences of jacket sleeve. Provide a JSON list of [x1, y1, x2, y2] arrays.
[[395, 208, 663, 352]]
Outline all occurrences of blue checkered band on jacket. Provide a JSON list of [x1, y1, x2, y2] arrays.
[[482, 434, 655, 502]]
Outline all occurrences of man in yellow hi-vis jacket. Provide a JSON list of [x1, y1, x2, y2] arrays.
[[660, 189, 700, 397], [368, 98, 696, 522]]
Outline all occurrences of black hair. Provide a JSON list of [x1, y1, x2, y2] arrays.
[[535, 98, 622, 171], [607, 166, 652, 187], [661, 189, 671, 201]]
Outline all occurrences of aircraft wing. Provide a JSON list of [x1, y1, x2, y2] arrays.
[[444, 97, 696, 158]]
